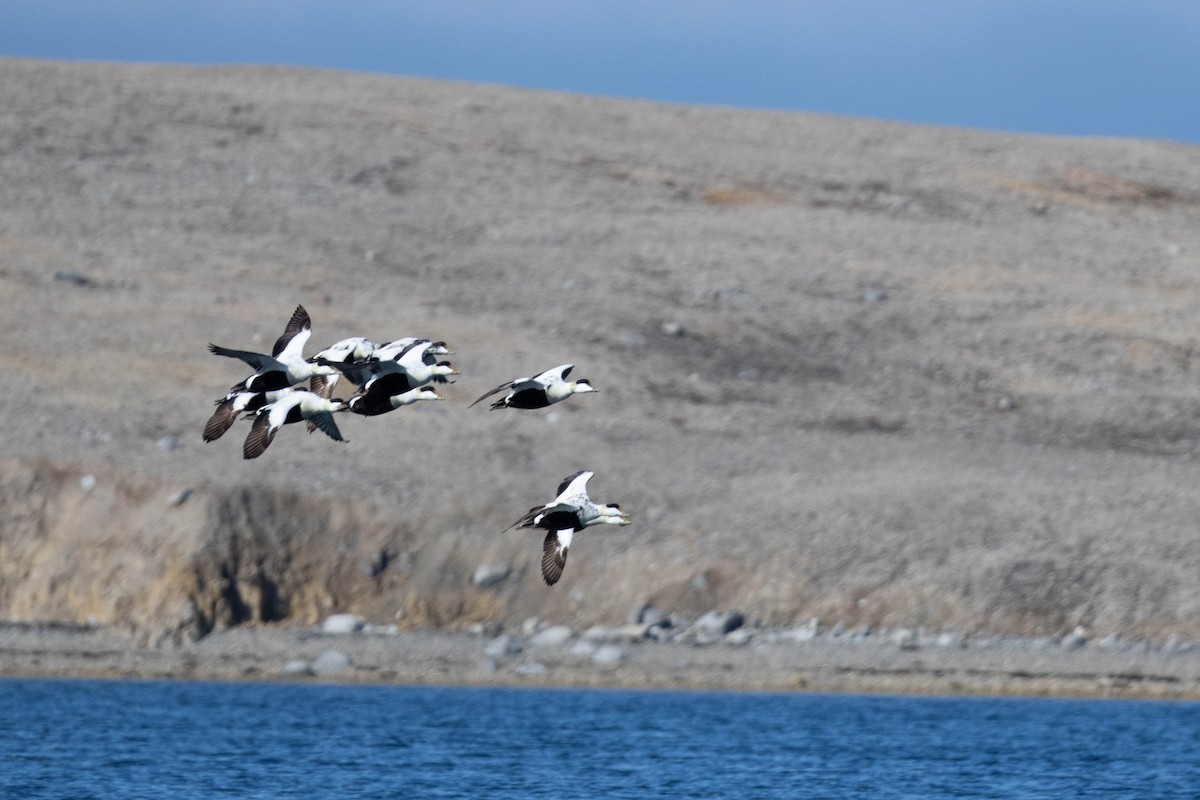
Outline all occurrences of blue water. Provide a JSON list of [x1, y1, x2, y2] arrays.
[[2, 680, 1197, 799]]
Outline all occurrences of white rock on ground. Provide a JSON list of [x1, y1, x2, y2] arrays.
[[282, 659, 314, 677], [472, 564, 510, 589], [321, 614, 366, 635], [695, 611, 744, 639], [726, 628, 753, 647], [583, 624, 651, 643], [311, 650, 351, 676], [514, 662, 546, 675], [784, 619, 821, 642], [484, 634, 522, 658], [1062, 626, 1089, 650], [529, 625, 574, 648], [569, 640, 597, 657], [592, 645, 624, 666]]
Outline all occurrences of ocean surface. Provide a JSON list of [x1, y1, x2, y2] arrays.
[[2, 679, 1197, 799]]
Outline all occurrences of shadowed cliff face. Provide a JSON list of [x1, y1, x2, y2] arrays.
[[190, 486, 517, 637], [2, 59, 1200, 642], [0, 463, 525, 642]]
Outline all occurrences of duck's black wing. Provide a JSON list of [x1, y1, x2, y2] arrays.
[[469, 379, 517, 408], [541, 529, 572, 586], [271, 304, 311, 357]]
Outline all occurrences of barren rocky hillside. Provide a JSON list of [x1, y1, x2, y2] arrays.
[[2, 57, 1199, 645]]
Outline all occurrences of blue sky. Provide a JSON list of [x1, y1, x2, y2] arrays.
[[3, 1, 1198, 144]]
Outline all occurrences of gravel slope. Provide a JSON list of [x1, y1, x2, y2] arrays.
[[2, 58, 1200, 677]]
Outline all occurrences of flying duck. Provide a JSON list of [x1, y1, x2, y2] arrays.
[[208, 305, 338, 394], [372, 338, 453, 362], [508, 470, 631, 585], [470, 364, 596, 410], [307, 337, 378, 399], [348, 385, 444, 417], [242, 390, 349, 459], [311, 336, 378, 364], [202, 387, 296, 442], [322, 339, 458, 394]]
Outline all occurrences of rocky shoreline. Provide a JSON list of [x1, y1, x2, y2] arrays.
[[5, 618, 1199, 700]]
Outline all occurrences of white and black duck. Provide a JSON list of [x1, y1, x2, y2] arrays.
[[348, 385, 444, 417], [202, 387, 297, 443], [208, 305, 337, 395], [470, 363, 596, 410], [508, 470, 631, 585], [242, 390, 349, 459], [322, 339, 458, 394]]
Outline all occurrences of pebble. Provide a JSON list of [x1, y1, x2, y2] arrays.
[[167, 488, 193, 507], [467, 621, 502, 638], [646, 623, 675, 643], [1061, 626, 1088, 650], [157, 435, 181, 451], [582, 625, 621, 642], [358, 551, 389, 577], [935, 632, 962, 649], [514, 661, 546, 676], [311, 650, 351, 676], [583, 624, 650, 643], [80, 474, 96, 491], [484, 634, 522, 658], [529, 625, 574, 648], [726, 628, 753, 647], [472, 564, 510, 589], [631, 604, 667, 627], [321, 614, 365, 635], [1165, 634, 1192, 654], [592, 645, 624, 666], [569, 640, 597, 657], [282, 659, 314, 677], [54, 270, 91, 286], [784, 619, 820, 643], [695, 610, 744, 638]]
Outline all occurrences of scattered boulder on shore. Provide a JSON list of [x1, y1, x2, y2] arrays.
[[629, 603, 668, 627], [311, 650, 351, 676], [529, 625, 574, 648], [282, 659, 314, 677], [694, 611, 745, 642], [321, 614, 366, 635], [592, 645, 624, 666], [484, 634, 522, 658], [1062, 626, 1089, 650], [782, 619, 821, 643]]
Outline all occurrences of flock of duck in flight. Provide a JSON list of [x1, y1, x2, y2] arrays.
[[203, 304, 632, 586]]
